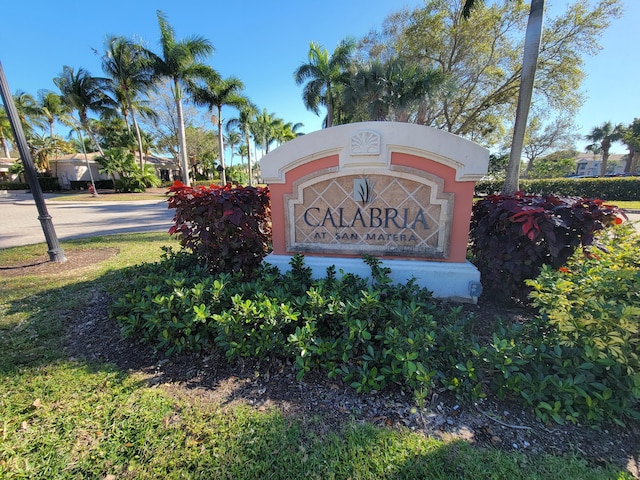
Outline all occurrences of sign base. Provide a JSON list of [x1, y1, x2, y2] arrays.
[[263, 254, 481, 304]]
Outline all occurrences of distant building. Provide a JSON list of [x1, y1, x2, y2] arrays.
[[0, 157, 15, 181], [574, 153, 626, 177], [50, 153, 179, 188], [0, 153, 179, 187]]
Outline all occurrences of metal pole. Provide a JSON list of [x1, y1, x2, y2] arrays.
[[0, 61, 67, 262]]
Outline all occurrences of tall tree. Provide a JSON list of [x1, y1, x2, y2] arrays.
[[145, 10, 213, 186], [189, 71, 246, 185], [585, 121, 623, 176], [28, 133, 72, 174], [337, 57, 447, 123], [53, 66, 117, 156], [184, 125, 218, 178], [294, 38, 355, 128], [363, 0, 621, 186], [503, 0, 544, 194], [460, 0, 618, 192], [0, 107, 13, 157], [251, 109, 285, 156], [227, 103, 258, 185], [12, 91, 46, 135], [620, 118, 640, 173], [522, 115, 578, 177], [138, 78, 205, 168], [101, 36, 155, 170], [224, 127, 242, 168], [37, 90, 71, 138]]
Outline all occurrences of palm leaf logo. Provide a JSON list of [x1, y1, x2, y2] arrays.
[[354, 178, 375, 207]]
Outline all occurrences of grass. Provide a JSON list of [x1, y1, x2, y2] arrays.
[[612, 200, 640, 210], [0, 233, 635, 479]]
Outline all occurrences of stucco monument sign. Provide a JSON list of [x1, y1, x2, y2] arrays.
[[260, 122, 489, 302]]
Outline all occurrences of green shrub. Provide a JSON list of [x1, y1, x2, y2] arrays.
[[112, 235, 640, 425], [475, 177, 640, 201], [69, 180, 115, 190], [112, 252, 471, 404], [523, 224, 640, 424], [0, 182, 28, 190], [469, 193, 625, 302], [110, 248, 227, 355], [37, 176, 60, 191]]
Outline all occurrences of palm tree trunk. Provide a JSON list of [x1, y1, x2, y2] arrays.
[[124, 87, 146, 171], [217, 106, 226, 185], [2, 138, 10, 158], [631, 151, 640, 172], [600, 150, 610, 176], [132, 112, 146, 172], [503, 0, 545, 195], [173, 79, 191, 187], [245, 133, 253, 186], [80, 113, 105, 157]]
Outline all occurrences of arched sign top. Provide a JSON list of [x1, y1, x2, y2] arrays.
[[261, 122, 489, 183]]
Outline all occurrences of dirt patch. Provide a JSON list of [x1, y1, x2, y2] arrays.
[[0, 248, 119, 277]]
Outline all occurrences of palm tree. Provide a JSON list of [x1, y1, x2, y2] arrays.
[[227, 103, 258, 186], [338, 58, 446, 123], [37, 90, 71, 137], [12, 91, 46, 135], [0, 107, 12, 157], [272, 121, 304, 147], [238, 143, 249, 176], [294, 38, 355, 128], [585, 121, 624, 176], [224, 127, 242, 169], [53, 66, 117, 156], [145, 10, 213, 186], [37, 90, 72, 163], [101, 36, 155, 170], [620, 119, 640, 173], [189, 71, 246, 185], [28, 133, 72, 175], [463, 0, 545, 194], [251, 109, 282, 156]]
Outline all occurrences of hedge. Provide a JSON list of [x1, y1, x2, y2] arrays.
[[475, 177, 640, 201], [0, 182, 29, 190], [0, 178, 60, 191], [69, 180, 115, 190]]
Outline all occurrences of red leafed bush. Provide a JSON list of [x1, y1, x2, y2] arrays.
[[167, 181, 272, 275], [469, 193, 626, 302]]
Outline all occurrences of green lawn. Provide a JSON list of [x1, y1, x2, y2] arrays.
[[0, 234, 634, 479], [613, 200, 640, 210]]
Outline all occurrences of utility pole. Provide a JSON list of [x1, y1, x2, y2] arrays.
[[0, 61, 67, 262]]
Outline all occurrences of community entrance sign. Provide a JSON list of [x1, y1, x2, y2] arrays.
[[260, 122, 489, 302]]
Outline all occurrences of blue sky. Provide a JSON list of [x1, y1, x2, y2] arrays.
[[1, 0, 637, 154]]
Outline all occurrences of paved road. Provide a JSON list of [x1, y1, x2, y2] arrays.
[[1, 191, 638, 250], [0, 192, 176, 249]]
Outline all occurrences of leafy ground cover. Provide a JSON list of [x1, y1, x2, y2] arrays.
[[1, 233, 638, 479]]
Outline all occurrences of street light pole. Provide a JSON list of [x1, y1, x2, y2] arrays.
[[0, 61, 67, 262]]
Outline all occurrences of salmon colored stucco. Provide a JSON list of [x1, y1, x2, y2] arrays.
[[391, 152, 475, 263], [269, 154, 339, 255], [268, 152, 474, 263]]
